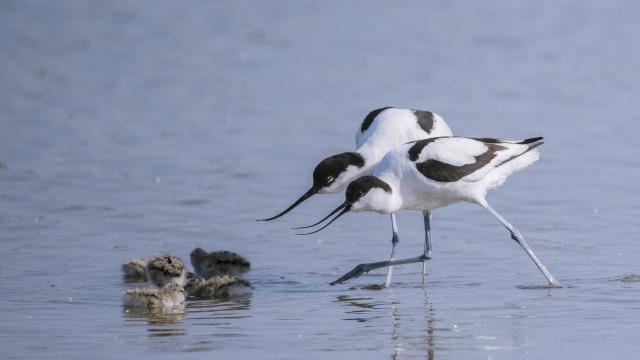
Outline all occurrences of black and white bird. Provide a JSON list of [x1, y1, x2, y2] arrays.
[[298, 136, 561, 287], [259, 107, 453, 286]]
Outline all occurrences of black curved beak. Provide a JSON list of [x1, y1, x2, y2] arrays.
[[296, 202, 351, 235], [257, 188, 317, 222], [291, 203, 345, 230]]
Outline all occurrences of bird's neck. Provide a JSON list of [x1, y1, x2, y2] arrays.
[[356, 143, 387, 173], [370, 174, 403, 213]]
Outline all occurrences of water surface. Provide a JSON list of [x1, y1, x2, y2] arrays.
[[1, 1, 640, 359]]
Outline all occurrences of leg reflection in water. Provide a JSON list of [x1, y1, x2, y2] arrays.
[[336, 279, 438, 358]]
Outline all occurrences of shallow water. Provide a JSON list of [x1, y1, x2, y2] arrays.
[[2, 1, 640, 359]]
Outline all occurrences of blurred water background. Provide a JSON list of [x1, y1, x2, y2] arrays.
[[1, 0, 640, 359]]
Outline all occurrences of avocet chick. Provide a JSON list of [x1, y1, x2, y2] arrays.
[[122, 258, 147, 282], [190, 248, 250, 278], [146, 252, 187, 288], [122, 284, 186, 308], [185, 275, 252, 299]]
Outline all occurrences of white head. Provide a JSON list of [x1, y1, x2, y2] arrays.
[[296, 176, 398, 235], [344, 176, 395, 213]]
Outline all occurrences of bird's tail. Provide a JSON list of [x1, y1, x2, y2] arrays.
[[483, 137, 544, 191]]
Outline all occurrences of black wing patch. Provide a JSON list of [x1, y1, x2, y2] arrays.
[[472, 137, 543, 145], [472, 137, 506, 144], [413, 110, 435, 133], [408, 137, 442, 161], [414, 143, 507, 182], [360, 107, 393, 132]]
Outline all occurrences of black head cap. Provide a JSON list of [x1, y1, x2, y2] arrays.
[[258, 152, 364, 222], [312, 152, 365, 190], [294, 177, 390, 235], [345, 176, 392, 204]]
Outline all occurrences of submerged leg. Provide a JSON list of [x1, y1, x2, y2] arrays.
[[422, 211, 432, 275], [331, 254, 431, 286], [478, 200, 562, 287], [385, 213, 400, 288]]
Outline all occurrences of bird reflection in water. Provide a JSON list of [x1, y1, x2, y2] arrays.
[[389, 280, 437, 360], [336, 277, 437, 359], [334, 294, 380, 323], [122, 294, 252, 344], [123, 306, 186, 337], [422, 283, 436, 360], [187, 296, 252, 319]]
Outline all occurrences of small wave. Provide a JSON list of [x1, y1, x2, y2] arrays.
[[515, 284, 569, 290], [178, 199, 210, 206], [609, 274, 640, 283]]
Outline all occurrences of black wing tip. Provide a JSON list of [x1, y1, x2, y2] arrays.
[[520, 137, 544, 144]]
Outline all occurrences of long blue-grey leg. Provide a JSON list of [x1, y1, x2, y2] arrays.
[[385, 213, 400, 288], [478, 200, 562, 287], [422, 211, 432, 275], [332, 213, 433, 286], [330, 254, 430, 285]]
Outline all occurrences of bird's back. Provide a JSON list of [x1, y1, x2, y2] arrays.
[[407, 136, 543, 193], [372, 137, 544, 208], [355, 107, 453, 151]]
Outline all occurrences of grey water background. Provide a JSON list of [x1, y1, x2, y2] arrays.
[[1, 0, 640, 358]]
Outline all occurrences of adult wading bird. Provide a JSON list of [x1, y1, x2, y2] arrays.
[[259, 107, 454, 287], [298, 136, 561, 288]]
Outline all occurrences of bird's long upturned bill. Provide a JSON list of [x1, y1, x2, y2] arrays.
[[257, 188, 317, 221], [291, 203, 347, 230], [296, 202, 350, 235]]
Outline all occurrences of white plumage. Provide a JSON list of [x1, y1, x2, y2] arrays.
[[259, 106, 453, 219], [411, 137, 488, 167], [301, 136, 561, 288], [260, 107, 454, 287], [355, 108, 453, 159], [480, 144, 540, 190], [373, 137, 544, 209]]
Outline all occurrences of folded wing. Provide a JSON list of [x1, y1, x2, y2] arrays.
[[408, 137, 543, 183]]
